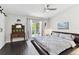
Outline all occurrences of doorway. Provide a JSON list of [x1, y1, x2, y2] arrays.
[[32, 20, 42, 37]]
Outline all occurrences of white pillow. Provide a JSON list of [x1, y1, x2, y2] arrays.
[[51, 32, 59, 37], [59, 33, 73, 41], [71, 35, 75, 40]]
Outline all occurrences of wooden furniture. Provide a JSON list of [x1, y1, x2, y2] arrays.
[[11, 24, 25, 42]]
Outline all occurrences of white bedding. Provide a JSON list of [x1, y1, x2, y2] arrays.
[[33, 35, 76, 55]]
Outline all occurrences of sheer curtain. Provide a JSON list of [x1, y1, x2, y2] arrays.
[[26, 18, 32, 40]]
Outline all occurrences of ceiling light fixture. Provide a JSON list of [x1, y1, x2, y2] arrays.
[[43, 4, 57, 12]]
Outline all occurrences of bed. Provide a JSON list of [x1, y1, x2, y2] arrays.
[[32, 31, 77, 55]]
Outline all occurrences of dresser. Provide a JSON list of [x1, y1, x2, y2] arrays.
[[11, 24, 25, 42]]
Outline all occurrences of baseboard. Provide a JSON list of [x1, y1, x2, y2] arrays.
[[0, 42, 6, 50], [6, 38, 28, 43]]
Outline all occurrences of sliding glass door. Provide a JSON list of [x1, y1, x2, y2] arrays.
[[32, 21, 42, 37]]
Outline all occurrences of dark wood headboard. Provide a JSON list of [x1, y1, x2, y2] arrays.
[[52, 31, 79, 44], [52, 31, 79, 35]]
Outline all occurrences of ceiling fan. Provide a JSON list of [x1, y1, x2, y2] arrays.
[[43, 4, 57, 12]]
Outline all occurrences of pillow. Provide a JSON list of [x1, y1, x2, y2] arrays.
[[59, 33, 73, 41], [51, 32, 59, 37], [71, 35, 75, 40]]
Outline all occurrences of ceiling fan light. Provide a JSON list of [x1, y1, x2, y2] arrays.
[[46, 10, 49, 12]]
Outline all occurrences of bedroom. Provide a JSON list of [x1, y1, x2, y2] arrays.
[[0, 4, 79, 55]]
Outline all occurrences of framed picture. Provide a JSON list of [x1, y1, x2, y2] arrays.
[[57, 21, 69, 29]]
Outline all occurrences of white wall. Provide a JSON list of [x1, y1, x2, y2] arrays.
[[48, 5, 79, 34], [0, 13, 5, 49], [5, 14, 27, 43]]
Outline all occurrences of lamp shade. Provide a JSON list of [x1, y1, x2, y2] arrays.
[[44, 29, 52, 35]]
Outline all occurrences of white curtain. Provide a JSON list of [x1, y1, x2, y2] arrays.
[[26, 18, 32, 40]]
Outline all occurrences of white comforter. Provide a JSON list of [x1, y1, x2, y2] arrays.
[[33, 36, 76, 55]]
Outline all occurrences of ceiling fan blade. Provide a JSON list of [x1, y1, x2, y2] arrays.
[[47, 8, 57, 10], [43, 4, 57, 13]]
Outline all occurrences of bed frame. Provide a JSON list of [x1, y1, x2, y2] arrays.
[[31, 40, 49, 55], [52, 31, 79, 43], [31, 31, 79, 55]]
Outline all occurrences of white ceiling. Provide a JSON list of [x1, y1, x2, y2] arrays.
[[1, 4, 74, 18]]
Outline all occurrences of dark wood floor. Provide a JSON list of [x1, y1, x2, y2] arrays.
[[0, 40, 79, 55], [0, 41, 27, 55], [0, 41, 39, 55]]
